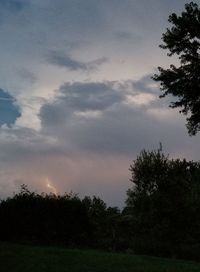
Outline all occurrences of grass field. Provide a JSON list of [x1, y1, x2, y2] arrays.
[[1, 243, 200, 272]]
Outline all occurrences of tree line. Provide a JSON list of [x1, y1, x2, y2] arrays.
[[1, 148, 200, 261]]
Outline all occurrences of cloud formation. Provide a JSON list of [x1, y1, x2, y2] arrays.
[[39, 78, 200, 157], [47, 51, 108, 72], [0, 75, 200, 207]]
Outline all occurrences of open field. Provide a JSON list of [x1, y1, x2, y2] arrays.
[[1, 243, 200, 272]]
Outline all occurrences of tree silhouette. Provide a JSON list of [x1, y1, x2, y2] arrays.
[[153, 2, 200, 135], [126, 148, 200, 258]]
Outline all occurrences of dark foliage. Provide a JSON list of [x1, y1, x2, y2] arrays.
[[1, 149, 200, 261], [0, 186, 90, 246], [153, 2, 200, 135], [0, 186, 121, 250], [126, 148, 200, 260]]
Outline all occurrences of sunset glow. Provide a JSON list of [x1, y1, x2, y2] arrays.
[[46, 178, 57, 196]]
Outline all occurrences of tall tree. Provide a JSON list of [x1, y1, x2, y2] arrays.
[[126, 148, 200, 258], [153, 2, 200, 135]]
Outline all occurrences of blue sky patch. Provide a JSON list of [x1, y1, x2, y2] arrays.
[[0, 89, 21, 126]]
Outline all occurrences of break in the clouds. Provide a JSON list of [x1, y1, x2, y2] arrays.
[[0, 0, 198, 207], [0, 89, 21, 126]]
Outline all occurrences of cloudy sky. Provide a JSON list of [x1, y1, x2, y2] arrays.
[[0, 0, 199, 207]]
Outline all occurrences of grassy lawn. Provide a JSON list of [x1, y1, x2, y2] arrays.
[[1, 243, 200, 272]]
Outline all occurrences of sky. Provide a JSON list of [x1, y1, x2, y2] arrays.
[[0, 0, 199, 207]]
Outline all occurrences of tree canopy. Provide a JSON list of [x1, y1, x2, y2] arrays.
[[153, 2, 200, 135], [126, 147, 200, 258]]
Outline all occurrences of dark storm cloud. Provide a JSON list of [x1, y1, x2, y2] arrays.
[[58, 82, 122, 111], [40, 82, 123, 126], [39, 78, 200, 158], [47, 51, 108, 72], [0, 89, 21, 126]]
